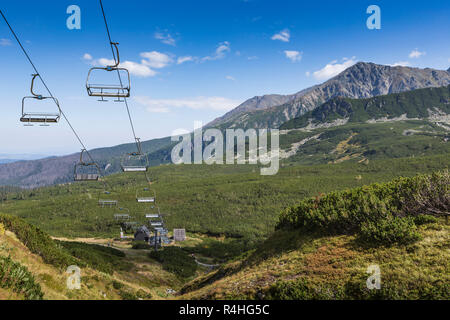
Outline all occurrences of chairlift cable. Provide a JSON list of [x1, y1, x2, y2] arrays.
[[99, 0, 152, 195], [0, 9, 102, 173], [99, 0, 139, 152]]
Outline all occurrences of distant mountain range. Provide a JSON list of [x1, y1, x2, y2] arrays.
[[0, 160, 19, 165], [1, 62, 449, 188], [0, 154, 51, 164], [208, 62, 450, 129]]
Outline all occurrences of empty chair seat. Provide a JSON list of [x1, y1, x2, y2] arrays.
[[122, 166, 148, 172], [137, 197, 155, 203], [115, 214, 131, 220], [74, 173, 100, 181], [151, 222, 163, 227], [98, 199, 118, 207], [20, 114, 60, 123], [87, 84, 130, 99]]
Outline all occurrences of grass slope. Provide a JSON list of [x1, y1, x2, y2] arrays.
[[180, 172, 449, 300], [0, 215, 185, 300]]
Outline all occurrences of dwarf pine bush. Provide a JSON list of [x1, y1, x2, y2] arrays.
[[0, 214, 78, 269], [276, 171, 449, 245], [0, 256, 44, 300]]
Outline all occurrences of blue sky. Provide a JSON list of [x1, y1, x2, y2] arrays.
[[0, 0, 449, 155]]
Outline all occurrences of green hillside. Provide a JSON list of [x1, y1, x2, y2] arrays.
[[180, 171, 449, 300], [1, 157, 448, 300], [281, 85, 450, 130], [281, 120, 449, 165], [1, 154, 448, 242]]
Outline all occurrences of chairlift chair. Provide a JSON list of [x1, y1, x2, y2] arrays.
[[121, 139, 149, 172], [150, 221, 163, 227], [98, 190, 118, 207], [114, 208, 131, 221], [136, 188, 156, 203], [147, 212, 163, 224], [86, 42, 131, 101], [74, 149, 101, 181], [114, 214, 131, 221], [21, 74, 61, 126]]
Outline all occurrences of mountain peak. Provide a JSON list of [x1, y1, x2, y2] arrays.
[[208, 62, 450, 129]]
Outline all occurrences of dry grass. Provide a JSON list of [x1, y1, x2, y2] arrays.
[[179, 221, 450, 300]]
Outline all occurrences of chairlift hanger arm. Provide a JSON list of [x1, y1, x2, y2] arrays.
[[30, 73, 42, 98], [109, 42, 120, 68]]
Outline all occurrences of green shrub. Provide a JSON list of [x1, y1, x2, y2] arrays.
[[0, 214, 78, 269], [414, 215, 438, 226], [112, 280, 124, 290], [132, 241, 152, 250], [136, 289, 152, 300], [267, 272, 450, 300], [118, 290, 138, 300], [400, 170, 449, 218], [57, 241, 132, 275], [359, 217, 422, 246], [149, 247, 197, 278], [266, 278, 346, 300], [276, 171, 448, 245], [0, 256, 44, 300]]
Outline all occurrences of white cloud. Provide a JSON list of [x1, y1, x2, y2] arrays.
[[284, 50, 302, 62], [202, 41, 231, 61], [154, 31, 176, 46], [95, 57, 157, 77], [391, 61, 411, 67], [305, 71, 311, 77], [225, 75, 236, 81], [140, 51, 173, 69], [313, 57, 357, 81], [247, 56, 258, 60], [121, 61, 157, 77], [271, 29, 290, 42], [85, 51, 173, 77], [134, 96, 240, 113], [177, 56, 195, 65], [83, 53, 93, 61], [409, 49, 426, 59], [0, 38, 12, 46]]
